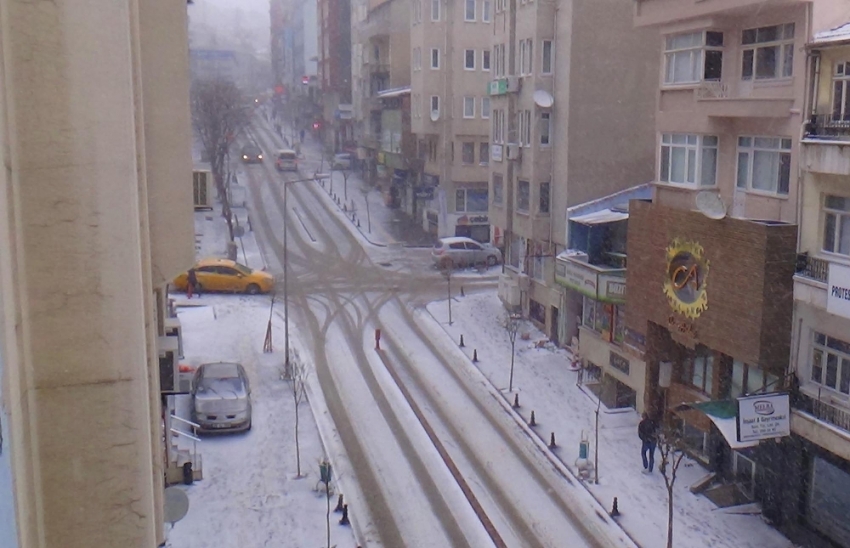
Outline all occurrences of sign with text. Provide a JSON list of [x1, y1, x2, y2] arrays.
[[555, 258, 598, 298], [737, 392, 790, 442], [828, 263, 850, 320], [491, 144, 503, 162]]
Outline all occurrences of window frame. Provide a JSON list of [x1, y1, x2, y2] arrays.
[[811, 331, 850, 396], [539, 112, 551, 146], [659, 133, 718, 188], [464, 49, 476, 70], [492, 173, 504, 204], [431, 0, 440, 21], [822, 194, 850, 256], [517, 179, 531, 212], [481, 97, 491, 119], [482, 0, 491, 22], [430, 95, 440, 118], [541, 40, 553, 75], [735, 136, 792, 196], [663, 30, 724, 86], [482, 50, 491, 71], [463, 96, 475, 119], [461, 142, 475, 165], [539, 182, 550, 214], [741, 23, 795, 81], [832, 61, 850, 121], [479, 142, 489, 165], [465, 0, 476, 21], [430, 48, 440, 69]]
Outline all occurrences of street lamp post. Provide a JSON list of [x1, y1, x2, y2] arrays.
[[280, 172, 330, 377]]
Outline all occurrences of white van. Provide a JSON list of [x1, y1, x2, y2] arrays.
[[275, 149, 298, 172]]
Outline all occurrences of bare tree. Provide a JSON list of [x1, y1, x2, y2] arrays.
[[191, 78, 249, 242], [287, 349, 309, 478], [504, 312, 521, 392], [658, 422, 686, 548]]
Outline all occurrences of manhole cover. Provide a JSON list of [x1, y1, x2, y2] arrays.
[[378, 262, 392, 267]]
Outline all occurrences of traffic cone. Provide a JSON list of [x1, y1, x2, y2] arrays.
[[459, 335, 465, 347], [529, 411, 536, 427], [472, 349, 478, 362], [549, 432, 557, 448], [513, 394, 520, 408]]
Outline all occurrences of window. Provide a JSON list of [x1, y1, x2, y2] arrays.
[[493, 173, 504, 204], [431, 0, 440, 21], [465, 0, 476, 21], [541, 40, 553, 75], [664, 31, 724, 85], [492, 109, 504, 143], [742, 23, 794, 80], [728, 360, 770, 398], [479, 143, 489, 165], [539, 182, 550, 214], [482, 50, 491, 71], [823, 195, 850, 255], [518, 38, 533, 75], [540, 112, 551, 145], [517, 110, 531, 146], [736, 136, 791, 195], [482, 0, 491, 22], [464, 49, 476, 70], [429, 139, 437, 162], [812, 331, 850, 395], [481, 97, 491, 119], [518, 40, 526, 75], [517, 180, 530, 211], [463, 96, 475, 118], [833, 61, 850, 121], [456, 188, 488, 212], [683, 348, 714, 395], [495, 44, 506, 76], [430, 95, 440, 117], [413, 48, 422, 71], [461, 142, 475, 164], [659, 134, 718, 187], [582, 297, 618, 337], [431, 48, 440, 69]]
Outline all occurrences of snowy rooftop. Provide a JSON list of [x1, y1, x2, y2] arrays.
[[812, 21, 850, 44]]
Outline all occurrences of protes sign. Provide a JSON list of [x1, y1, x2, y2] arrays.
[[737, 392, 790, 442], [827, 263, 850, 320], [663, 239, 709, 320]]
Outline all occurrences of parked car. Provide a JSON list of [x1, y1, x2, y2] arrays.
[[191, 362, 252, 433], [275, 149, 299, 172], [432, 236, 502, 269], [172, 258, 275, 295], [332, 152, 352, 170], [241, 143, 263, 163]]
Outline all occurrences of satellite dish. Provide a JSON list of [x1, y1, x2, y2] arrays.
[[430, 110, 440, 122], [533, 89, 554, 108], [695, 191, 727, 220], [164, 486, 190, 525]]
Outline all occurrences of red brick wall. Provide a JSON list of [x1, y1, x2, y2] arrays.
[[625, 200, 796, 372]]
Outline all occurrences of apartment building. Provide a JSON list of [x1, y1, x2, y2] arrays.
[[786, 23, 850, 547], [318, 0, 354, 151], [627, 1, 850, 544], [0, 1, 196, 546], [351, 0, 412, 202], [491, 0, 659, 346], [411, 0, 493, 237]]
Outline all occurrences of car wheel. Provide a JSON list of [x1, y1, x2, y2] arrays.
[[487, 255, 498, 267], [246, 283, 261, 295]]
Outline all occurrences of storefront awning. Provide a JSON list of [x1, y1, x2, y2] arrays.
[[376, 86, 411, 98], [691, 401, 759, 450], [570, 208, 629, 225]]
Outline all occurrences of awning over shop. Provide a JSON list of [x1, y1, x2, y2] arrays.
[[376, 86, 411, 98], [570, 208, 629, 225], [691, 400, 759, 450]]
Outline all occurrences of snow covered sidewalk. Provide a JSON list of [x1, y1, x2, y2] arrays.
[[424, 292, 796, 548]]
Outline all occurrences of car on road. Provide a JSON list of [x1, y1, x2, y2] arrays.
[[432, 236, 502, 269], [191, 362, 252, 433], [275, 149, 299, 172], [331, 152, 352, 170], [172, 258, 275, 295], [241, 143, 263, 163]]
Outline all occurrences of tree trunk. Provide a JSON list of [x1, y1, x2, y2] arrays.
[[667, 487, 674, 548]]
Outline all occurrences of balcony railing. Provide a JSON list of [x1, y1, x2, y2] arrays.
[[795, 390, 850, 433], [795, 252, 828, 283], [804, 114, 850, 140]]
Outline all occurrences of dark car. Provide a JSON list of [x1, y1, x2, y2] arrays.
[[190, 362, 252, 433], [241, 144, 263, 164]]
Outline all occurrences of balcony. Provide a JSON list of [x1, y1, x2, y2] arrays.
[[694, 81, 794, 119], [795, 252, 828, 283], [555, 252, 627, 304], [795, 390, 850, 434], [794, 252, 828, 309], [802, 115, 850, 175]]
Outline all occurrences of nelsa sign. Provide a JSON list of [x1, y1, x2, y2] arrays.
[[737, 392, 790, 443]]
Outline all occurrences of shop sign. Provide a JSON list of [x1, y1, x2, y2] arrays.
[[737, 392, 790, 442], [422, 173, 439, 187], [457, 214, 489, 225], [827, 263, 850, 320], [414, 187, 435, 200], [609, 351, 630, 375], [555, 258, 598, 298], [598, 274, 626, 304], [377, 152, 386, 165], [488, 79, 508, 96], [624, 328, 646, 353], [663, 238, 709, 320], [667, 314, 698, 339], [491, 144, 503, 162]]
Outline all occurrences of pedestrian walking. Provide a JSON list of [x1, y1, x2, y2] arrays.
[[186, 268, 199, 299], [638, 413, 658, 473], [300, 128, 305, 142]]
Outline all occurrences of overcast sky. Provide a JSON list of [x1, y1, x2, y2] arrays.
[[188, 0, 270, 54]]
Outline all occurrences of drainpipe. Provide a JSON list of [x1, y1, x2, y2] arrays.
[[549, 2, 561, 342]]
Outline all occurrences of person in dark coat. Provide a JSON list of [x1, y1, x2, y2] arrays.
[[186, 268, 199, 299], [638, 413, 658, 473]]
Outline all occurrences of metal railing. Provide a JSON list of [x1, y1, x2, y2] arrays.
[[694, 81, 729, 100], [795, 252, 828, 283], [170, 414, 201, 473], [795, 391, 850, 433], [805, 114, 850, 139]]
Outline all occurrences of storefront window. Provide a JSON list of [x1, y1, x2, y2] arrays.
[[614, 306, 625, 344], [812, 331, 850, 395], [583, 296, 596, 329], [685, 346, 713, 395]]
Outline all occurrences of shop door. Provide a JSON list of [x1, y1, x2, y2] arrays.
[[550, 306, 560, 344]]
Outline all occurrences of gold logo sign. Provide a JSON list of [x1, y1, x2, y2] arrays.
[[663, 239, 709, 319]]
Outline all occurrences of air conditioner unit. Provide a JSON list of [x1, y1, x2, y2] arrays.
[[506, 76, 522, 93], [158, 336, 180, 393], [518, 273, 531, 291], [506, 143, 522, 161], [193, 169, 214, 210], [499, 274, 521, 307]]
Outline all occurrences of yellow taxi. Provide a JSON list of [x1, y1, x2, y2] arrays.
[[172, 258, 275, 295]]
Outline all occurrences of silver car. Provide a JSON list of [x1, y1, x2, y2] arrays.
[[191, 362, 252, 433], [432, 236, 502, 269]]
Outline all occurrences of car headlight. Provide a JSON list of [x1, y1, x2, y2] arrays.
[[258, 155, 263, 159], [242, 155, 248, 159]]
